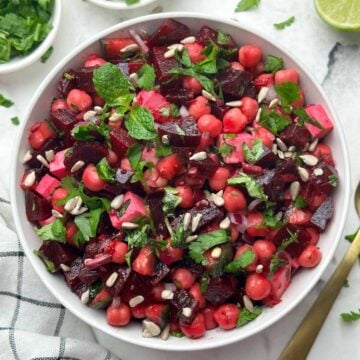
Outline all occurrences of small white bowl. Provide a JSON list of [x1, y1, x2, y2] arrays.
[[87, 0, 159, 10], [11, 13, 351, 352], [0, 0, 62, 74]]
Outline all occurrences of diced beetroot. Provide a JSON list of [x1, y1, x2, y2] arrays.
[[147, 191, 167, 237], [170, 289, 197, 324], [110, 128, 135, 156], [305, 105, 334, 139], [310, 197, 333, 232], [197, 26, 236, 48], [35, 174, 61, 200], [217, 68, 253, 98], [64, 257, 82, 289], [188, 154, 220, 178], [204, 277, 235, 306], [165, 89, 195, 106], [280, 123, 311, 149], [148, 19, 191, 47], [49, 149, 68, 179], [74, 67, 96, 93], [25, 190, 52, 222], [253, 145, 277, 168], [217, 133, 253, 164], [128, 59, 146, 74], [136, 90, 170, 123], [57, 70, 76, 97], [309, 159, 338, 195], [109, 191, 148, 229], [101, 38, 137, 59], [51, 108, 78, 133]]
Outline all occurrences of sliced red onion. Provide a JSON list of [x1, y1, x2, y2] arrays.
[[179, 105, 189, 117], [266, 85, 277, 102], [164, 283, 177, 292], [248, 199, 262, 212], [129, 29, 149, 54], [229, 212, 248, 233], [84, 254, 112, 269], [111, 296, 121, 308]]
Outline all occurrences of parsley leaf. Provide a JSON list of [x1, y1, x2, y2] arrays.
[[155, 144, 172, 158], [274, 82, 301, 111], [294, 196, 308, 209], [162, 187, 182, 214], [225, 248, 256, 272], [293, 107, 324, 130], [136, 64, 156, 90], [264, 55, 284, 74], [345, 229, 359, 243], [0, 93, 14, 108], [96, 158, 115, 182], [274, 16, 296, 30], [199, 272, 210, 293], [219, 143, 235, 157], [329, 175, 338, 187], [40, 46, 53, 63], [217, 30, 230, 46], [11, 116, 19, 125], [263, 208, 283, 228], [235, 0, 261, 12], [188, 230, 229, 265], [242, 139, 264, 163], [35, 218, 66, 243], [74, 208, 104, 242], [71, 121, 111, 146], [125, 105, 157, 140], [126, 224, 150, 249], [228, 173, 267, 200], [33, 250, 56, 273], [237, 306, 262, 327], [260, 108, 291, 135], [341, 310, 360, 323]]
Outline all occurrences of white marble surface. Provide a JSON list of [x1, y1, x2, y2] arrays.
[[1, 0, 360, 359]]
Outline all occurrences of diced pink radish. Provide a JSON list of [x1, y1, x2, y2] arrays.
[[141, 147, 159, 165], [39, 216, 56, 226], [136, 90, 170, 123], [109, 191, 148, 229], [35, 174, 61, 200], [49, 149, 68, 179], [217, 133, 253, 164], [120, 158, 132, 171], [305, 105, 334, 139]]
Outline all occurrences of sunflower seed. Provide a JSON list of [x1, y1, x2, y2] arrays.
[[161, 134, 170, 145], [255, 108, 262, 122], [109, 112, 123, 122], [216, 190, 224, 197], [142, 320, 161, 338], [225, 100, 242, 107], [167, 43, 184, 52], [36, 154, 49, 168], [129, 295, 144, 308], [201, 89, 216, 102], [106, 272, 119, 288], [182, 307, 192, 317], [308, 138, 319, 152], [284, 151, 293, 158], [288, 146, 296, 152], [211, 247, 222, 259], [278, 150, 285, 159], [185, 235, 198, 243], [181, 36, 196, 44], [164, 48, 176, 58], [110, 194, 124, 210], [275, 211, 283, 221], [300, 154, 318, 166], [189, 151, 207, 161], [22, 150, 32, 164], [191, 214, 202, 232], [45, 149, 55, 162], [256, 264, 264, 273], [212, 194, 224, 207], [272, 144, 278, 155], [70, 206, 88, 216], [81, 290, 90, 304], [51, 209, 63, 218], [83, 110, 97, 122], [70, 160, 85, 173], [297, 167, 309, 182], [303, 142, 310, 152], [219, 217, 231, 230], [269, 98, 279, 109], [60, 264, 70, 272], [160, 323, 170, 341], [276, 138, 288, 152], [161, 289, 174, 300], [64, 196, 82, 212], [120, 43, 139, 53], [122, 222, 139, 230], [243, 295, 254, 312], [290, 181, 301, 201], [183, 213, 192, 231], [24, 171, 36, 187], [313, 168, 324, 176], [129, 72, 139, 86], [94, 106, 103, 114], [257, 87, 269, 104]]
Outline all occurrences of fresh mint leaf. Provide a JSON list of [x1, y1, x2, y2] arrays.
[[242, 139, 264, 163], [35, 218, 66, 243], [125, 105, 157, 140], [235, 0, 260, 12], [237, 306, 262, 327], [263, 208, 283, 228], [11, 116, 19, 125], [217, 30, 230, 46], [137, 63, 156, 90], [294, 196, 308, 209], [155, 144, 172, 158], [345, 229, 359, 243], [341, 310, 360, 322], [96, 158, 115, 182], [74, 208, 104, 241], [225, 248, 256, 272], [274, 16, 295, 30], [264, 55, 284, 74], [40, 45, 53, 63], [260, 108, 291, 135], [219, 143, 235, 157], [274, 82, 301, 110], [33, 250, 56, 273], [126, 143, 143, 170], [293, 107, 324, 130], [93, 63, 132, 105], [188, 230, 229, 265], [72, 121, 110, 145], [162, 187, 182, 214], [126, 224, 150, 248], [228, 173, 267, 200], [0, 93, 13, 108]]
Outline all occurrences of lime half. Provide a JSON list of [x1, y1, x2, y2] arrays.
[[315, 0, 360, 31]]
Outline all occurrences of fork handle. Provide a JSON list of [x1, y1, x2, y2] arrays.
[[279, 230, 360, 360]]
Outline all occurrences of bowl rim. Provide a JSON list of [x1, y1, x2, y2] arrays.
[[87, 0, 159, 10], [10, 12, 351, 351], [0, 0, 62, 74]]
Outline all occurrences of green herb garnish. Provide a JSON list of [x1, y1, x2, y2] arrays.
[[96, 157, 115, 182], [294, 196, 308, 209], [40, 45, 53, 63], [264, 55, 284, 74], [11, 116, 20, 125], [0, 94, 14, 108], [242, 139, 264, 163], [274, 16, 296, 30], [237, 306, 262, 327], [235, 0, 261, 12], [35, 218, 66, 243], [136, 63, 156, 90], [228, 173, 267, 200], [74, 208, 104, 242], [33, 250, 56, 273], [219, 142, 235, 158], [259, 108, 291, 135], [162, 187, 182, 215], [125, 105, 157, 141], [293, 107, 324, 130], [274, 82, 301, 111], [341, 310, 360, 323], [225, 248, 256, 272]]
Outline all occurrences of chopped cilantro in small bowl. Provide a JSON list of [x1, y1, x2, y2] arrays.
[[87, 0, 159, 10], [0, 0, 61, 74]]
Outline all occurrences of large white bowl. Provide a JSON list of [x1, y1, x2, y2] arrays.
[[10, 13, 350, 351], [0, 0, 62, 74], [87, 0, 159, 10]]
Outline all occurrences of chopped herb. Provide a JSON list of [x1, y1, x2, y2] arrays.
[[199, 272, 210, 293], [237, 306, 262, 327], [345, 229, 359, 243], [242, 138, 264, 163], [343, 279, 350, 288], [341, 310, 360, 323], [293, 107, 324, 130], [260, 108, 291, 135], [217, 30, 230, 46], [170, 330, 184, 338], [35, 218, 66, 243], [188, 230, 230, 265], [263, 208, 283, 228], [219, 143, 235, 157], [124, 250, 132, 267], [155, 144, 172, 158], [228, 173, 267, 200], [223, 133, 236, 139], [11, 116, 20, 125], [74, 208, 104, 242], [126, 224, 150, 249], [329, 175, 338, 187], [168, 218, 191, 249], [125, 0, 140, 4], [225, 248, 256, 272], [294, 196, 308, 209], [96, 157, 115, 182], [264, 55, 284, 74], [160, 108, 170, 117], [0, 94, 14, 108], [274, 16, 296, 30], [235, 0, 261, 12], [125, 105, 157, 141], [40, 46, 53, 63], [274, 82, 301, 111], [136, 63, 156, 90], [33, 250, 56, 273], [71, 121, 110, 146], [169, 103, 180, 117], [162, 187, 182, 214]]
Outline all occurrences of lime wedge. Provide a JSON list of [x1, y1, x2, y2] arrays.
[[314, 0, 360, 31]]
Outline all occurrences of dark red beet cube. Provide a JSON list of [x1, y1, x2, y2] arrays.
[[51, 109, 78, 133], [110, 128, 135, 157], [64, 257, 83, 289], [25, 190, 52, 222], [128, 59, 146, 74], [74, 67, 96, 93], [147, 191, 168, 237], [217, 68, 253, 98], [57, 70, 76, 97], [152, 47, 180, 88], [108, 266, 131, 297], [253, 145, 277, 169], [165, 88, 194, 106], [309, 159, 338, 195], [257, 169, 286, 201], [197, 25, 237, 48], [170, 289, 197, 325], [280, 124, 311, 149], [39, 242, 77, 273], [310, 197, 333, 232], [188, 154, 220, 177], [204, 277, 235, 306]]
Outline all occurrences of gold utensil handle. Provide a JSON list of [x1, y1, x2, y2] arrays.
[[279, 229, 360, 360]]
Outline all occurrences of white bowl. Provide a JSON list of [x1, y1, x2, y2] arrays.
[[10, 13, 351, 351], [0, 0, 62, 74], [87, 0, 159, 10]]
